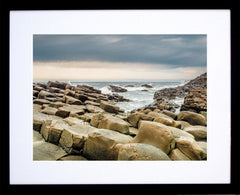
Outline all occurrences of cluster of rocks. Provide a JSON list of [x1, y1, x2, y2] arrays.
[[153, 73, 207, 113], [180, 87, 207, 113], [137, 98, 180, 113], [109, 85, 127, 93], [108, 83, 152, 93], [33, 81, 207, 161], [154, 73, 207, 100], [33, 81, 129, 104]]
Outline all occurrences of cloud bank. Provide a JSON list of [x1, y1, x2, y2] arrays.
[[33, 35, 206, 68], [33, 35, 207, 80]]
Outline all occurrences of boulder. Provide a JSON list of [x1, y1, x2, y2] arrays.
[[74, 93, 89, 102], [162, 110, 177, 120], [131, 121, 175, 154], [33, 110, 62, 131], [63, 117, 86, 126], [33, 85, 44, 92], [48, 87, 62, 93], [85, 104, 105, 113], [147, 111, 173, 120], [55, 105, 85, 118], [64, 89, 76, 97], [33, 103, 42, 111], [33, 131, 67, 161], [33, 90, 39, 97], [169, 148, 191, 160], [85, 100, 100, 106], [48, 102, 66, 108], [127, 112, 154, 128], [78, 113, 95, 122], [180, 87, 207, 113], [83, 128, 133, 160], [100, 101, 119, 114], [141, 84, 153, 88], [76, 84, 101, 94], [196, 141, 207, 154], [38, 90, 55, 99], [33, 98, 51, 105], [41, 106, 58, 115], [153, 116, 180, 128], [109, 85, 127, 92], [167, 126, 195, 140], [47, 81, 67, 90], [33, 130, 44, 142], [65, 95, 83, 105], [58, 155, 87, 161], [118, 143, 171, 160], [129, 127, 138, 137], [45, 97, 62, 102], [177, 111, 207, 126], [183, 125, 207, 141], [200, 111, 207, 122], [91, 113, 130, 134], [174, 120, 191, 130], [36, 83, 47, 89], [175, 137, 207, 160], [59, 124, 96, 154], [40, 119, 70, 144]]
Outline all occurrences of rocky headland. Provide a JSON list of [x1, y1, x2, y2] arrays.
[[33, 73, 207, 161]]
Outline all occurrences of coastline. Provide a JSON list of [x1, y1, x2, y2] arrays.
[[33, 73, 207, 161]]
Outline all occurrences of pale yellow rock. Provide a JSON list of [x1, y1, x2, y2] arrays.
[[183, 125, 207, 141], [127, 112, 154, 128], [40, 119, 70, 144], [59, 124, 96, 154], [91, 113, 130, 134], [83, 128, 133, 160], [118, 143, 171, 160], [175, 137, 207, 160], [100, 101, 119, 114], [177, 111, 207, 126], [41, 106, 58, 115], [169, 148, 191, 160], [132, 121, 175, 154]]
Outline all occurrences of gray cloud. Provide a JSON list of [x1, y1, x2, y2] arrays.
[[33, 34, 206, 68]]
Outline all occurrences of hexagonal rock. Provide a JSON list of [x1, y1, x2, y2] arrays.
[[153, 116, 180, 128], [33, 110, 63, 131], [175, 137, 207, 160], [183, 125, 207, 141], [91, 113, 130, 134], [85, 104, 105, 113], [100, 101, 119, 114], [132, 121, 175, 154], [127, 112, 154, 128], [118, 143, 171, 160], [33, 98, 51, 105], [33, 131, 67, 161], [59, 124, 97, 154], [83, 129, 133, 160], [177, 111, 207, 126], [55, 105, 85, 118], [41, 106, 58, 115], [40, 119, 70, 144], [169, 148, 191, 160]]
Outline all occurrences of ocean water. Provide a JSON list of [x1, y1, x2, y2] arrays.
[[35, 80, 187, 113], [69, 80, 187, 113]]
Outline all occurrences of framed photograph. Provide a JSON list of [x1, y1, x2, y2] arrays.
[[9, 10, 231, 185]]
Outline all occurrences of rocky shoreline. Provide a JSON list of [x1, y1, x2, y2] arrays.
[[33, 73, 207, 161]]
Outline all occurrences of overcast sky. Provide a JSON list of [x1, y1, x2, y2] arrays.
[[33, 35, 207, 81]]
